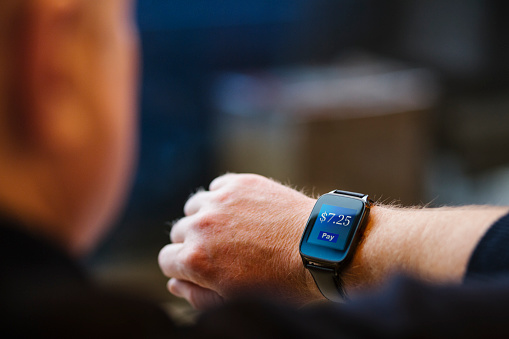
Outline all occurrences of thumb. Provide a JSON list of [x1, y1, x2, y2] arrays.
[[168, 278, 224, 310]]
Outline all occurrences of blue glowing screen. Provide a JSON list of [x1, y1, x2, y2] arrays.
[[308, 204, 357, 251]]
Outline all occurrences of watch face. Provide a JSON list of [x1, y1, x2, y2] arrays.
[[299, 193, 368, 263], [308, 204, 358, 251]]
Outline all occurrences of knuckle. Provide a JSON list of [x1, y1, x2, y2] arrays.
[[182, 244, 216, 281], [236, 173, 265, 187], [183, 201, 192, 216], [183, 245, 207, 273], [183, 191, 201, 215], [194, 211, 223, 232], [211, 174, 265, 202], [169, 222, 179, 241], [214, 190, 233, 204], [157, 248, 165, 267], [158, 246, 172, 277], [169, 227, 177, 242]]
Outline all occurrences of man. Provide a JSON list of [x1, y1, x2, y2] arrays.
[[3, 1, 509, 338], [0, 0, 177, 337]]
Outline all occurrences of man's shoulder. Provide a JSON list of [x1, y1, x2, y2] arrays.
[[0, 218, 176, 338]]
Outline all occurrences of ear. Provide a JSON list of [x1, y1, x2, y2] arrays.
[[22, 0, 88, 154]]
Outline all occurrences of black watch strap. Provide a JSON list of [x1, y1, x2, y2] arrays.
[[306, 190, 371, 302], [333, 189, 366, 199], [306, 265, 345, 302]]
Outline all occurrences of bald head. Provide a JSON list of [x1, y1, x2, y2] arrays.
[[0, 1, 25, 134], [0, 0, 139, 256]]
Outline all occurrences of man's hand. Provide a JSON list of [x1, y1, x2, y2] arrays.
[[158, 173, 322, 310]]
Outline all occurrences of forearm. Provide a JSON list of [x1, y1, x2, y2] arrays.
[[342, 204, 509, 293]]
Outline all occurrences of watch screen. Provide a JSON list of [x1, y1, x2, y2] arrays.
[[307, 204, 357, 251]]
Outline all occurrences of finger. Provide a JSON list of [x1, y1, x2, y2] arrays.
[[169, 214, 199, 243], [168, 278, 224, 311], [158, 243, 186, 279], [183, 189, 210, 216], [209, 173, 236, 191]]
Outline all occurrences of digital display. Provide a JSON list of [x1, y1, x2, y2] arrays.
[[308, 204, 358, 251]]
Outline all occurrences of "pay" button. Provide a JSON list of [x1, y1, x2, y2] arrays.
[[318, 231, 339, 243]]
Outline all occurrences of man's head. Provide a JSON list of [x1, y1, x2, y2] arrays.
[[0, 0, 139, 256]]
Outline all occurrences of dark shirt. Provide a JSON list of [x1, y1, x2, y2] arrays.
[[2, 213, 509, 338], [0, 217, 178, 338], [467, 212, 509, 279]]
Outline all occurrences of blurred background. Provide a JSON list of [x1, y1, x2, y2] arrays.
[[87, 0, 509, 321]]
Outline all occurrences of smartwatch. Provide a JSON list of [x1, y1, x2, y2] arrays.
[[299, 190, 372, 302]]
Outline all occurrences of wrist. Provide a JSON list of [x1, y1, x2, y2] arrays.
[[342, 205, 426, 293], [341, 204, 509, 294], [341, 205, 391, 293]]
